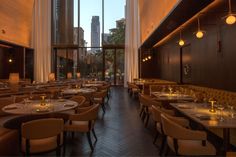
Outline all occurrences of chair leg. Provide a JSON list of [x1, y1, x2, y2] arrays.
[[86, 132, 94, 150], [71, 132, 75, 139], [145, 114, 150, 127], [159, 135, 166, 156], [141, 112, 146, 122], [101, 104, 106, 113], [164, 144, 170, 156], [92, 129, 97, 142], [139, 107, 144, 117], [153, 132, 159, 144], [63, 132, 67, 156]]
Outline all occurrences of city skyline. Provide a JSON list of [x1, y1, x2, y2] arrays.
[[74, 0, 125, 47]]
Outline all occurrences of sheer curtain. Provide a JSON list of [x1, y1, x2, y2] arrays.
[[32, 0, 51, 82], [124, 0, 140, 87]]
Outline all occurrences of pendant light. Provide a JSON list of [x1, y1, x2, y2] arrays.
[[224, 0, 236, 25], [195, 17, 205, 39], [178, 31, 185, 46]]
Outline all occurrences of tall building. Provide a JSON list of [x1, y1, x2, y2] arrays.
[[52, 0, 74, 44], [91, 16, 100, 52]]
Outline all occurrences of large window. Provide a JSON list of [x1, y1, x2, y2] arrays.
[[52, 0, 125, 85]]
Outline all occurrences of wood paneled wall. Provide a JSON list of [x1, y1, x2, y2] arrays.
[[0, 0, 34, 47], [144, 0, 236, 91], [139, 0, 179, 43]]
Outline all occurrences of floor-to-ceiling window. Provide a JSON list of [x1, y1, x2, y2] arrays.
[[52, 0, 125, 85]]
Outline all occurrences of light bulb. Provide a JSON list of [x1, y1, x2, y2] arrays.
[[142, 59, 145, 62], [226, 15, 236, 25], [145, 58, 148, 61], [8, 59, 13, 63], [178, 39, 185, 46], [148, 56, 151, 59], [196, 30, 204, 39]]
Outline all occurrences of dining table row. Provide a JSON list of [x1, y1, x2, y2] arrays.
[[137, 83, 236, 156], [0, 79, 111, 156]]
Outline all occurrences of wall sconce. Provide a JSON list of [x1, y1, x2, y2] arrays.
[[224, 0, 236, 25], [178, 31, 185, 46], [195, 17, 205, 39]]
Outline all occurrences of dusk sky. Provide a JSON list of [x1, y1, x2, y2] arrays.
[[74, 0, 126, 47]]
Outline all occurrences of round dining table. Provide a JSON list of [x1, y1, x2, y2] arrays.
[[2, 99, 78, 115], [61, 88, 96, 95]]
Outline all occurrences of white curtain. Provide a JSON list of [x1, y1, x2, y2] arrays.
[[124, 0, 140, 87], [32, 0, 51, 82]]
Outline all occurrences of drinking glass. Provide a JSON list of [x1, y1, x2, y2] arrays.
[[227, 104, 235, 118], [217, 104, 225, 121]]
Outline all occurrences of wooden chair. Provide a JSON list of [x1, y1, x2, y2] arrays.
[[161, 114, 216, 156], [69, 95, 86, 113], [151, 105, 175, 145], [64, 104, 100, 150], [139, 94, 161, 127], [91, 90, 107, 113], [21, 118, 64, 155]]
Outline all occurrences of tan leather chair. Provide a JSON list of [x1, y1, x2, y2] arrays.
[[139, 94, 161, 127], [91, 90, 107, 114], [21, 118, 64, 155], [161, 114, 216, 156], [64, 104, 100, 150], [151, 105, 175, 142], [69, 95, 86, 113]]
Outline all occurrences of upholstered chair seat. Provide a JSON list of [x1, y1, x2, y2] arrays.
[[161, 114, 216, 156], [167, 136, 216, 156], [64, 104, 100, 151], [21, 118, 64, 155]]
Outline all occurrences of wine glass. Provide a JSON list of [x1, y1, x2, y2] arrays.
[[217, 104, 225, 121], [227, 104, 235, 118]]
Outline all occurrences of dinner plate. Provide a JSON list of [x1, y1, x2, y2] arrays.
[[4, 106, 17, 110], [177, 104, 193, 109], [64, 104, 74, 107]]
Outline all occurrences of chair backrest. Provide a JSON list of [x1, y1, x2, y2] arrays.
[[14, 95, 29, 103], [93, 90, 107, 99], [161, 114, 190, 139], [139, 94, 155, 107], [69, 103, 100, 121], [21, 118, 64, 139], [151, 105, 175, 123], [70, 95, 86, 106]]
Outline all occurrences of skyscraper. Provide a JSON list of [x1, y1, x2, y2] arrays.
[[91, 16, 100, 52]]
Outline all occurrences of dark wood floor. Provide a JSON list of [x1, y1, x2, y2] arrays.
[[63, 87, 159, 156]]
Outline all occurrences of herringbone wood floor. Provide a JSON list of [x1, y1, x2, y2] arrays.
[[64, 87, 159, 157]]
